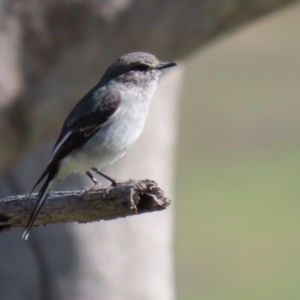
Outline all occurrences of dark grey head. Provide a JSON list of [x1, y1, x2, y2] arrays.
[[100, 52, 176, 84]]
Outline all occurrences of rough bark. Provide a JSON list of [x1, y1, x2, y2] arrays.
[[0, 180, 171, 232]]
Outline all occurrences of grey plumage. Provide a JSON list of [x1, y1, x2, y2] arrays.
[[22, 52, 176, 240]]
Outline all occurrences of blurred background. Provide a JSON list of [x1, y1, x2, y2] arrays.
[[1, 1, 300, 299], [176, 3, 300, 299]]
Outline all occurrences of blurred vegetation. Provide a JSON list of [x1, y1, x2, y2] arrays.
[[176, 3, 300, 299]]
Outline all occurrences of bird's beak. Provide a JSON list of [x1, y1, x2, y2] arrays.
[[158, 61, 177, 70]]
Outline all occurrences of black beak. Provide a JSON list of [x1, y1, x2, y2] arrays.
[[158, 61, 177, 70]]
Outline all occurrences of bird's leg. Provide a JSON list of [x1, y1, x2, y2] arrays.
[[86, 171, 98, 185], [91, 168, 117, 186]]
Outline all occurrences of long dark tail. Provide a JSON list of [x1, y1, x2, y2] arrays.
[[22, 167, 58, 240]]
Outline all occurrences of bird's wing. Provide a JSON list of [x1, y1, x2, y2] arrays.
[[23, 89, 122, 239], [49, 89, 122, 164], [30, 88, 122, 195]]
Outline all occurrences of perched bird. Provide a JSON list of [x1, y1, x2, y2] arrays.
[[22, 52, 176, 240]]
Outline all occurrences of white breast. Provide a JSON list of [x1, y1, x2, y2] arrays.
[[57, 77, 159, 180]]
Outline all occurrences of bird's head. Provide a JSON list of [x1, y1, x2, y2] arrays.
[[100, 52, 176, 84]]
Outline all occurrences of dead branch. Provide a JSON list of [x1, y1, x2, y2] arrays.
[[0, 179, 171, 233]]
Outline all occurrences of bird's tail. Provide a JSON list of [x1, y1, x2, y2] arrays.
[[22, 167, 58, 240]]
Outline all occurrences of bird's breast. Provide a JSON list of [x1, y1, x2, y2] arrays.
[[62, 80, 157, 173]]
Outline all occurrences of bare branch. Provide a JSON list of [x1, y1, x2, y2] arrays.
[[0, 179, 171, 233]]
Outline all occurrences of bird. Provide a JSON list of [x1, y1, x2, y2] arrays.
[[22, 51, 176, 240]]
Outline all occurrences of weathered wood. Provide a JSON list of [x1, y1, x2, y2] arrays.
[[0, 180, 170, 233]]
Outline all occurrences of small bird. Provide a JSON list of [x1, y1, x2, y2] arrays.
[[22, 52, 176, 240]]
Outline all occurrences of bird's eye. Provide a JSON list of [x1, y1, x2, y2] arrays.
[[134, 64, 149, 72]]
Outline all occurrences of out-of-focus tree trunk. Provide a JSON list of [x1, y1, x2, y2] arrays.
[[0, 0, 297, 299], [0, 66, 183, 300]]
